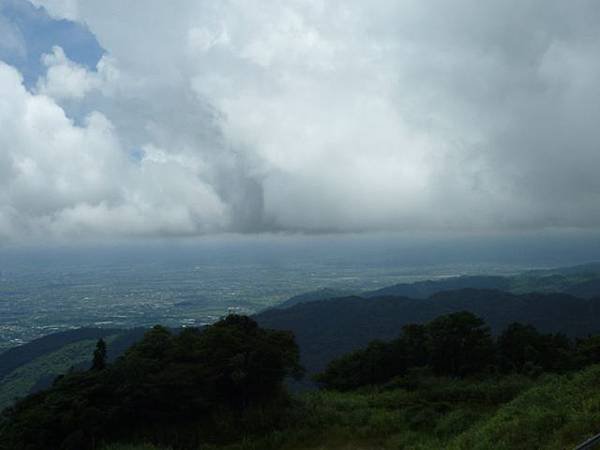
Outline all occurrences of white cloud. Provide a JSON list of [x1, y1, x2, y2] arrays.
[[36, 46, 100, 99], [0, 62, 228, 241], [3, 0, 600, 240]]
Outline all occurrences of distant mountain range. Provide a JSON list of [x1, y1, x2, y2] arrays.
[[3, 262, 600, 407], [277, 262, 600, 308]]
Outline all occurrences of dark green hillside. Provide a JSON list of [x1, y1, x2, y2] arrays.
[[4, 312, 600, 450], [565, 278, 600, 298], [0, 328, 122, 380], [256, 289, 600, 376], [277, 288, 352, 308], [362, 275, 510, 299], [275, 275, 513, 308], [0, 328, 147, 411], [98, 365, 600, 450], [0, 339, 104, 411], [274, 262, 600, 309], [4, 262, 600, 415], [5, 262, 600, 393], [4, 284, 600, 410], [22, 328, 148, 394], [448, 364, 600, 450], [0, 316, 301, 450], [315, 312, 586, 392]]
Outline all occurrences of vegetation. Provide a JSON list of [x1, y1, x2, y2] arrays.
[[0, 328, 123, 380], [91, 338, 108, 371], [0, 316, 301, 450], [315, 312, 597, 391], [5, 262, 600, 413], [98, 367, 600, 450], [449, 365, 600, 449], [0, 328, 149, 410], [257, 288, 600, 378], [0, 338, 110, 411], [181, 374, 535, 450], [4, 309, 600, 449]]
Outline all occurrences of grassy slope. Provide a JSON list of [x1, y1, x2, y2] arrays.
[[0, 335, 118, 411], [102, 365, 600, 450], [448, 365, 600, 450], [0, 328, 123, 379]]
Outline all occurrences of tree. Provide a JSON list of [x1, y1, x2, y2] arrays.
[[497, 323, 543, 373], [400, 323, 429, 367], [91, 338, 107, 371], [537, 332, 572, 373], [201, 314, 303, 409], [426, 311, 494, 377], [315, 340, 406, 390], [0, 316, 303, 450], [575, 335, 600, 367], [497, 323, 573, 373], [316, 312, 496, 390]]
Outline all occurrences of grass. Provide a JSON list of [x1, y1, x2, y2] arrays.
[[0, 339, 98, 410], [447, 365, 600, 450], [100, 366, 600, 449], [102, 373, 537, 450], [102, 446, 167, 450], [0, 334, 120, 411]]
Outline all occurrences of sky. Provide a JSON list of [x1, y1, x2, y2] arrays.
[[1, 1, 600, 243]]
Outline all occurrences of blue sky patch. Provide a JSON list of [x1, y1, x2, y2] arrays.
[[0, 0, 103, 87]]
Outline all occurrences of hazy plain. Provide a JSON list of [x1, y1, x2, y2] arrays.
[[2, 231, 600, 350]]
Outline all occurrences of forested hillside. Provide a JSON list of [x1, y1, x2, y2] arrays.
[[257, 289, 600, 376], [0, 328, 123, 381], [0, 328, 147, 410], [0, 316, 301, 450], [3, 312, 600, 450], [4, 263, 600, 415]]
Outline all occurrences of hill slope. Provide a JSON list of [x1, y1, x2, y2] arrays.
[[362, 275, 511, 299], [276, 262, 600, 309], [0, 339, 102, 410], [100, 365, 600, 450], [448, 365, 600, 450], [0, 328, 122, 381], [257, 289, 600, 375], [4, 287, 600, 407], [0, 328, 146, 412]]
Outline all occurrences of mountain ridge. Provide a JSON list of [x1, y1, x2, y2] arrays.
[[257, 288, 600, 376]]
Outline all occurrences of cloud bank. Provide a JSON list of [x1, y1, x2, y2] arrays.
[[1, 0, 600, 240]]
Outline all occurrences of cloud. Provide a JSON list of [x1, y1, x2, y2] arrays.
[[35, 46, 101, 99], [28, 0, 77, 20], [0, 61, 228, 241], [2, 0, 600, 240], [0, 11, 26, 59]]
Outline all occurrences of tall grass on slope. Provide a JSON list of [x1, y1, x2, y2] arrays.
[[197, 375, 532, 450], [99, 369, 600, 450], [449, 365, 600, 450]]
